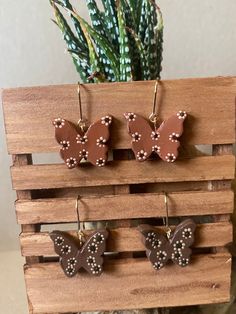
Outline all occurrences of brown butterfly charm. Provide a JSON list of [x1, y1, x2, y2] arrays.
[[124, 111, 187, 162], [53, 116, 112, 168], [139, 219, 196, 270], [50, 230, 108, 277]]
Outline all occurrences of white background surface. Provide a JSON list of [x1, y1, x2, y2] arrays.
[[0, 1, 236, 313]]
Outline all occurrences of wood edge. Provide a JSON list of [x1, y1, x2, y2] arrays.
[[235, 95, 236, 142], [2, 76, 236, 95], [1, 89, 11, 155]]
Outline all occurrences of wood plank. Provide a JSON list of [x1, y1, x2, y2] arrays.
[[11, 155, 235, 190], [112, 183, 132, 259], [16, 190, 234, 224], [13, 154, 41, 265], [210, 144, 233, 253], [2, 77, 236, 154], [24, 253, 231, 313], [20, 222, 232, 257], [210, 145, 234, 192], [112, 149, 132, 258]]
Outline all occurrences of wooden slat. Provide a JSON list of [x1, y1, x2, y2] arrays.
[[11, 155, 235, 190], [13, 154, 41, 265], [112, 150, 133, 258], [24, 253, 231, 313], [2, 77, 236, 154], [20, 222, 233, 257], [210, 144, 233, 254], [16, 190, 234, 224]]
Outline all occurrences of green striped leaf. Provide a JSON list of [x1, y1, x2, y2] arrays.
[[78, 22, 106, 83], [138, 0, 148, 43], [51, 0, 88, 51], [144, 1, 156, 79], [66, 8, 120, 80], [101, 0, 119, 49], [117, 0, 132, 81], [127, 28, 149, 80], [50, 2, 90, 81], [155, 4, 164, 79], [126, 0, 142, 30], [50, 0, 164, 82], [86, 0, 115, 81], [124, 0, 141, 80]]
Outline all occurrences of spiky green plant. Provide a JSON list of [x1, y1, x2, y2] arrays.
[[50, 0, 163, 83]]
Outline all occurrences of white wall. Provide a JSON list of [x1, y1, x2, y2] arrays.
[[0, 0, 236, 251]]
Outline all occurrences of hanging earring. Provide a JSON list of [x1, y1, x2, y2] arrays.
[[50, 195, 108, 277], [53, 83, 112, 169], [124, 80, 187, 163], [138, 192, 196, 271]]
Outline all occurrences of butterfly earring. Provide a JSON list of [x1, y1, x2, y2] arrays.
[[138, 193, 196, 271], [50, 196, 108, 277], [124, 80, 187, 163], [53, 83, 112, 169]]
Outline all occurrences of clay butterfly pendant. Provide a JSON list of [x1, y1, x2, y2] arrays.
[[50, 230, 108, 277], [138, 219, 196, 270], [124, 111, 187, 162], [53, 116, 112, 168]]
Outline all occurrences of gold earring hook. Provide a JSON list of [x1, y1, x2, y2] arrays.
[[77, 82, 87, 133], [149, 80, 160, 127], [163, 192, 172, 239], [76, 195, 85, 245]]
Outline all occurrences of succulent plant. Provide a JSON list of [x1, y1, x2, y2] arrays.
[[50, 0, 163, 83]]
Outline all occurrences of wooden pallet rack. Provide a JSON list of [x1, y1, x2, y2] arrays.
[[2, 77, 235, 314]]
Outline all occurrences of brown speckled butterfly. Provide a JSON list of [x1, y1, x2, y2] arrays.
[[50, 230, 108, 277], [53, 116, 112, 168], [124, 111, 187, 162], [139, 219, 196, 270]]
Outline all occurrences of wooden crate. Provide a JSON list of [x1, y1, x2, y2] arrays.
[[2, 77, 236, 314]]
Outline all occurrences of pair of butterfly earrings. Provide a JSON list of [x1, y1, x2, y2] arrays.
[[50, 193, 196, 278], [53, 81, 187, 169]]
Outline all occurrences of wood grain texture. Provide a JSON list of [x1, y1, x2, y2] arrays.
[[3, 78, 235, 313], [11, 155, 235, 190], [13, 154, 41, 264], [16, 190, 234, 224], [20, 222, 232, 257], [2, 77, 236, 154], [210, 144, 233, 254], [112, 150, 133, 258], [24, 254, 231, 313]]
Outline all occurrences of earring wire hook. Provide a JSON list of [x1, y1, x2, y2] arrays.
[[77, 83, 87, 132], [149, 80, 160, 127], [164, 192, 169, 228], [75, 195, 85, 245], [163, 192, 172, 239], [77, 83, 83, 121], [152, 79, 159, 115]]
